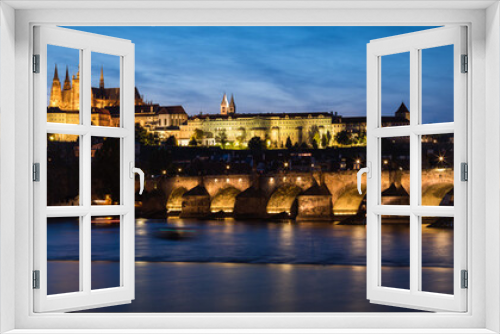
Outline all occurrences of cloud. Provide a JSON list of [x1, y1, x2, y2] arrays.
[[52, 26, 451, 122]]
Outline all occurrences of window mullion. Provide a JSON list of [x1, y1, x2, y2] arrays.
[[409, 48, 420, 294], [81, 48, 92, 294]]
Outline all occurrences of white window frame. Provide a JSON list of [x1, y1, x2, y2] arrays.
[[0, 1, 499, 333], [33, 25, 136, 313], [366, 26, 468, 312]]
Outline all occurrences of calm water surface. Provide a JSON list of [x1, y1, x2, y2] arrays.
[[47, 218, 454, 312]]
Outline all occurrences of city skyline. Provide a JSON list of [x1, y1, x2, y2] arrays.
[[48, 26, 453, 123]]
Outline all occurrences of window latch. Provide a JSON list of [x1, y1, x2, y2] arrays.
[[357, 162, 371, 195]]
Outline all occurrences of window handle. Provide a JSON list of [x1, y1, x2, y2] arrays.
[[357, 162, 371, 195], [130, 162, 145, 195]]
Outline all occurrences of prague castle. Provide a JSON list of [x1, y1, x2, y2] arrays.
[[48, 64, 410, 147], [47, 65, 144, 127]]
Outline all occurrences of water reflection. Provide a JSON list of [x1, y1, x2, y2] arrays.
[[44, 218, 454, 312]]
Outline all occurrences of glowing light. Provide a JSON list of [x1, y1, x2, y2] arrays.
[[226, 165, 230, 170], [283, 177, 287, 182], [238, 178, 242, 182], [297, 177, 302, 181], [356, 159, 360, 164], [284, 162, 289, 168], [439, 156, 444, 162], [162, 170, 167, 175], [215, 178, 218, 182], [178, 168, 182, 172], [270, 177, 275, 183], [383, 160, 388, 165], [226, 178, 230, 183]]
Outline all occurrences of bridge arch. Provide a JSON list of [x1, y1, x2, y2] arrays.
[[210, 187, 242, 213], [422, 183, 454, 206], [333, 186, 366, 216], [266, 185, 303, 217], [166, 187, 188, 213]]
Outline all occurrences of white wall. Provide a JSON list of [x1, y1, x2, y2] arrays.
[[0, 2, 16, 333]]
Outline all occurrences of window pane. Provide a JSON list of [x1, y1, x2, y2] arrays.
[[421, 216, 454, 294], [381, 216, 410, 290], [47, 217, 80, 295], [91, 215, 121, 290], [421, 45, 454, 124], [47, 134, 80, 206], [421, 134, 454, 206], [91, 137, 121, 205], [47, 45, 80, 124], [381, 137, 410, 205], [381, 52, 410, 127], [91, 52, 121, 127]]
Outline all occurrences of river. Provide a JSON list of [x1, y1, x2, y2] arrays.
[[47, 217, 454, 312]]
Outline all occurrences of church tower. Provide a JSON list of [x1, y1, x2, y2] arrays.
[[49, 64, 62, 108], [61, 66, 72, 109], [71, 67, 80, 111], [220, 93, 229, 115], [100, 66, 105, 89], [228, 94, 236, 114]]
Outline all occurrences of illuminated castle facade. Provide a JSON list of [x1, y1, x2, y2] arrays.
[[47, 64, 410, 148], [47, 65, 144, 127]]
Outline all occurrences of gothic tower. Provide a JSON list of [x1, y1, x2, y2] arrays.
[[61, 66, 72, 109], [71, 68, 80, 111], [220, 93, 229, 115], [100, 66, 105, 89], [49, 64, 62, 108], [228, 94, 236, 114]]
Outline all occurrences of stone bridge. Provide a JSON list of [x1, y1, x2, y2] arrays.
[[144, 169, 454, 220]]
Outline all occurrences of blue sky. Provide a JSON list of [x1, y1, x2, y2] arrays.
[[49, 26, 453, 122]]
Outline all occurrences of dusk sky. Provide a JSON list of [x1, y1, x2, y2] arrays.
[[49, 26, 453, 122]]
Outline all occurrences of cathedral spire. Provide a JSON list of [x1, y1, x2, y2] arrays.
[[53, 64, 60, 82], [220, 93, 229, 115], [99, 66, 104, 89], [63, 65, 71, 90], [229, 94, 236, 114]]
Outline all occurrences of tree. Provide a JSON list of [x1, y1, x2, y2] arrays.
[[308, 125, 320, 148], [285, 137, 293, 149], [216, 129, 228, 148], [321, 134, 328, 148], [236, 128, 247, 145], [135, 123, 156, 146], [299, 141, 309, 150], [193, 128, 204, 141], [357, 131, 367, 145], [335, 130, 352, 146], [165, 135, 177, 147], [188, 137, 198, 146], [326, 131, 332, 146], [248, 136, 264, 152]]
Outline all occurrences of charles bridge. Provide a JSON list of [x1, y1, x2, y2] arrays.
[[138, 168, 454, 221]]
